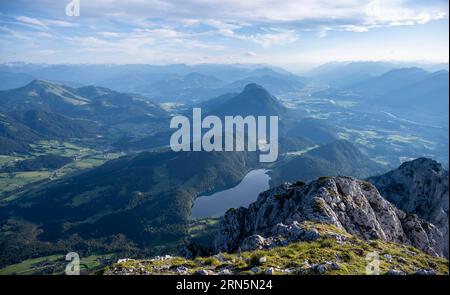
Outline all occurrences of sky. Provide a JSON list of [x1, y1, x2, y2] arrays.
[[0, 0, 448, 71]]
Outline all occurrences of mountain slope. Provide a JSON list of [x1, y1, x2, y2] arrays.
[[308, 61, 396, 87], [0, 109, 100, 154], [0, 80, 89, 114], [346, 69, 449, 124], [0, 150, 258, 267], [350, 68, 431, 97], [379, 71, 449, 116], [271, 140, 386, 184], [10, 109, 100, 139], [368, 158, 449, 257], [0, 113, 42, 154], [286, 118, 338, 145]]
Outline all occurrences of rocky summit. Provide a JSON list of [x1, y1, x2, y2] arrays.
[[214, 176, 446, 257], [368, 158, 449, 257], [103, 222, 449, 275]]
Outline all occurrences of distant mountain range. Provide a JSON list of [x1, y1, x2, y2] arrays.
[[350, 67, 432, 97], [0, 63, 307, 103], [307, 61, 448, 88], [358, 69, 449, 124], [312, 66, 449, 125], [307, 61, 397, 87]]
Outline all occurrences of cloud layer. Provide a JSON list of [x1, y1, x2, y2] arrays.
[[0, 0, 448, 66]]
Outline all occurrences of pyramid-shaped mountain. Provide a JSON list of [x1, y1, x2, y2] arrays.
[[204, 83, 288, 117]]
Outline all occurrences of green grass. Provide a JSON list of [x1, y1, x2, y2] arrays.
[[79, 254, 117, 272], [188, 218, 219, 238], [0, 254, 62, 275], [0, 253, 117, 275], [0, 155, 26, 168], [0, 171, 49, 198], [103, 222, 449, 275]]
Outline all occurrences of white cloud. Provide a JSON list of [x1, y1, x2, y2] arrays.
[[0, 26, 29, 39], [133, 28, 179, 39], [45, 19, 79, 27], [206, 20, 299, 48], [341, 25, 369, 33], [364, 0, 446, 26], [317, 27, 331, 38], [74, 0, 448, 29], [98, 31, 122, 38], [246, 30, 299, 48], [65, 26, 226, 60], [16, 16, 48, 29], [15, 15, 79, 30]]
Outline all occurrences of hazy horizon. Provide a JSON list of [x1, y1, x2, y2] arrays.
[[1, 60, 449, 75]]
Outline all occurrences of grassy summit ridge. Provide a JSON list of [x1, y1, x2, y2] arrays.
[[102, 222, 449, 275]]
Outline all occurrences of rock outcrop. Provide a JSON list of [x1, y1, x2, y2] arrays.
[[368, 158, 449, 257], [214, 176, 446, 257]]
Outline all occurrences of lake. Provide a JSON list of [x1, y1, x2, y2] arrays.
[[190, 169, 271, 219]]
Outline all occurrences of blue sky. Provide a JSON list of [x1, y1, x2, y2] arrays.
[[0, 0, 448, 70]]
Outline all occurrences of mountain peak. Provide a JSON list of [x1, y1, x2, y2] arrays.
[[368, 158, 449, 257], [204, 83, 287, 117], [26, 79, 55, 88], [240, 83, 276, 103], [243, 83, 267, 92], [23, 79, 73, 93], [398, 157, 445, 173]]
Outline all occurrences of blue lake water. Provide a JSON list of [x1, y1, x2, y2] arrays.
[[191, 169, 271, 219]]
